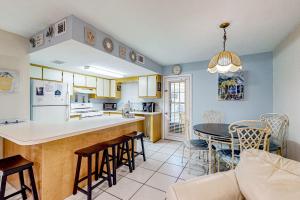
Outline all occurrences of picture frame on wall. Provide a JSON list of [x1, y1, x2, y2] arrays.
[[0, 69, 19, 93], [218, 72, 245, 101], [84, 27, 96, 46]]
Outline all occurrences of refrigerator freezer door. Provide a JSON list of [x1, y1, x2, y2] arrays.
[[32, 106, 69, 122], [31, 80, 69, 106]]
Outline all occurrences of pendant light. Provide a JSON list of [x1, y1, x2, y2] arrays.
[[208, 22, 242, 73]]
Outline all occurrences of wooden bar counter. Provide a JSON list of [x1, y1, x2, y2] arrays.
[[0, 116, 144, 200]]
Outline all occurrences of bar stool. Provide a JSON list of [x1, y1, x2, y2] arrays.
[[73, 143, 112, 200], [103, 136, 132, 185], [125, 131, 146, 170], [0, 155, 39, 200]]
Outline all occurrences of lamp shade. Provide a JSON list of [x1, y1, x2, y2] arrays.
[[208, 51, 242, 73]]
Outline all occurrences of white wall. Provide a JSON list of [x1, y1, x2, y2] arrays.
[[0, 29, 30, 157], [273, 25, 300, 161]]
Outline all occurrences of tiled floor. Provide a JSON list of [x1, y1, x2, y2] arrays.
[[5, 139, 209, 200]]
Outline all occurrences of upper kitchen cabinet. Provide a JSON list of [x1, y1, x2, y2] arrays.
[[96, 78, 104, 97], [73, 74, 86, 87], [62, 72, 74, 96], [139, 75, 161, 98], [43, 68, 63, 82], [103, 79, 110, 97], [110, 80, 116, 98], [86, 76, 97, 88], [30, 65, 43, 79]]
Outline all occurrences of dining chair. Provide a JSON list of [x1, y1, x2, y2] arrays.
[[203, 110, 224, 123], [217, 120, 270, 170], [260, 113, 289, 156], [180, 115, 210, 173]]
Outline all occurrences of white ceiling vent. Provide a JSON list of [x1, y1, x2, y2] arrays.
[[54, 18, 67, 37]]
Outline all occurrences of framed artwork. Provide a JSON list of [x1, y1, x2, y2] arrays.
[[0, 69, 18, 93], [218, 72, 245, 101], [103, 38, 114, 53], [119, 46, 126, 59]]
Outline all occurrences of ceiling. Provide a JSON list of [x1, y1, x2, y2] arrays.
[[29, 40, 155, 78], [1, 0, 300, 65]]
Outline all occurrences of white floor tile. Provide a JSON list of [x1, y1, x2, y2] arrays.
[[139, 158, 164, 171], [179, 167, 206, 180], [130, 185, 165, 200], [97, 175, 123, 191], [158, 163, 184, 177], [126, 167, 155, 183], [106, 177, 142, 200], [146, 145, 162, 152], [176, 178, 185, 183], [94, 192, 120, 200], [158, 146, 177, 155], [166, 155, 188, 167], [116, 165, 130, 176], [150, 152, 171, 162], [146, 172, 176, 192]]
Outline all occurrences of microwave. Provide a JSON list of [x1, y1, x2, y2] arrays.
[[103, 103, 117, 111], [142, 102, 155, 112]]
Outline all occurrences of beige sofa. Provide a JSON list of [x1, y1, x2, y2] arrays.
[[167, 149, 300, 200]]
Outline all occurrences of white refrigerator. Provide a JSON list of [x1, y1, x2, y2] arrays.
[[30, 80, 70, 122]]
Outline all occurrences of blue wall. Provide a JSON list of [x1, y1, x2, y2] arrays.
[[163, 52, 273, 124]]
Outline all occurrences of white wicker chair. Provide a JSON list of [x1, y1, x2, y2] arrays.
[[203, 110, 224, 124], [260, 113, 289, 156], [217, 120, 270, 170]]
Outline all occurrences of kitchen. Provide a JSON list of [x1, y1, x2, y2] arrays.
[[0, 15, 163, 199]]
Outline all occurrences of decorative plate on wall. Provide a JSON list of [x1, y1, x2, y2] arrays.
[[129, 50, 137, 62], [84, 27, 96, 46], [172, 65, 182, 75], [103, 38, 114, 53], [119, 45, 126, 59]]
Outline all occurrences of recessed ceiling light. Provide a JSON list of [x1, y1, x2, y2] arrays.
[[52, 60, 66, 65], [83, 66, 126, 78]]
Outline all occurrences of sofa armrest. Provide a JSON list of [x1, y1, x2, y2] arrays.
[[167, 170, 244, 200]]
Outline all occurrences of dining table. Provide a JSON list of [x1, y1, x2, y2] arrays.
[[193, 123, 237, 174]]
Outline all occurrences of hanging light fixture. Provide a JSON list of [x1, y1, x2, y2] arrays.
[[208, 22, 242, 73]]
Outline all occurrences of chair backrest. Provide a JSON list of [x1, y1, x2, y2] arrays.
[[179, 113, 192, 142], [203, 110, 224, 123], [229, 120, 270, 152], [260, 113, 289, 145]]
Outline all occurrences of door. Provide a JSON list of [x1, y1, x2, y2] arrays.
[[110, 80, 116, 98], [163, 75, 191, 141], [96, 78, 104, 97], [103, 79, 110, 97], [147, 75, 157, 97], [138, 76, 148, 97]]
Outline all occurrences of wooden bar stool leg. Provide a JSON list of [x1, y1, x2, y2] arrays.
[[0, 175, 7, 199], [28, 167, 39, 200], [141, 136, 146, 161], [73, 155, 82, 195], [19, 171, 27, 200], [117, 144, 121, 166], [104, 149, 112, 187], [87, 155, 92, 200], [95, 152, 99, 181], [131, 139, 135, 170], [125, 141, 133, 173], [112, 146, 117, 185]]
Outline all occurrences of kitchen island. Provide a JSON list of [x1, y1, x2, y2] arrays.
[[0, 115, 144, 200]]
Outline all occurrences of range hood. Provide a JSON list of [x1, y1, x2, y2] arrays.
[[73, 87, 96, 94]]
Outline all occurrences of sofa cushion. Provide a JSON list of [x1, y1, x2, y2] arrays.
[[236, 149, 300, 200], [167, 170, 244, 200]]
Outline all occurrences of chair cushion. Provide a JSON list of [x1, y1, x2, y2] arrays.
[[217, 149, 240, 165], [167, 170, 244, 200], [184, 139, 208, 150], [235, 149, 300, 200], [269, 140, 281, 152]]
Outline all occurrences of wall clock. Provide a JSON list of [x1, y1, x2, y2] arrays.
[[103, 38, 114, 53], [129, 50, 137, 62], [84, 27, 96, 46], [172, 65, 182, 75]]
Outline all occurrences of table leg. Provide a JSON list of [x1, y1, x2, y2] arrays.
[[208, 136, 212, 174]]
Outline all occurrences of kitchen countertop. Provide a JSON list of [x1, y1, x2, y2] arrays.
[[0, 115, 144, 146], [103, 110, 162, 115]]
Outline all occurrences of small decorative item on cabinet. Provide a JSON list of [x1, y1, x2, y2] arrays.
[[129, 50, 137, 62], [119, 45, 127, 59], [84, 27, 96, 46], [103, 37, 114, 53], [136, 53, 145, 64]]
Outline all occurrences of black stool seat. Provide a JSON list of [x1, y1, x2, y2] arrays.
[[125, 131, 146, 170], [0, 155, 39, 200], [73, 142, 112, 200]]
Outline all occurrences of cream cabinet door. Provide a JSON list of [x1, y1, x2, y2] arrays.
[[74, 74, 86, 87], [30, 66, 42, 79], [43, 68, 63, 81], [63, 72, 74, 96], [138, 76, 148, 97], [147, 75, 157, 97], [86, 76, 97, 88], [96, 78, 104, 97], [110, 80, 116, 98], [103, 79, 110, 97]]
